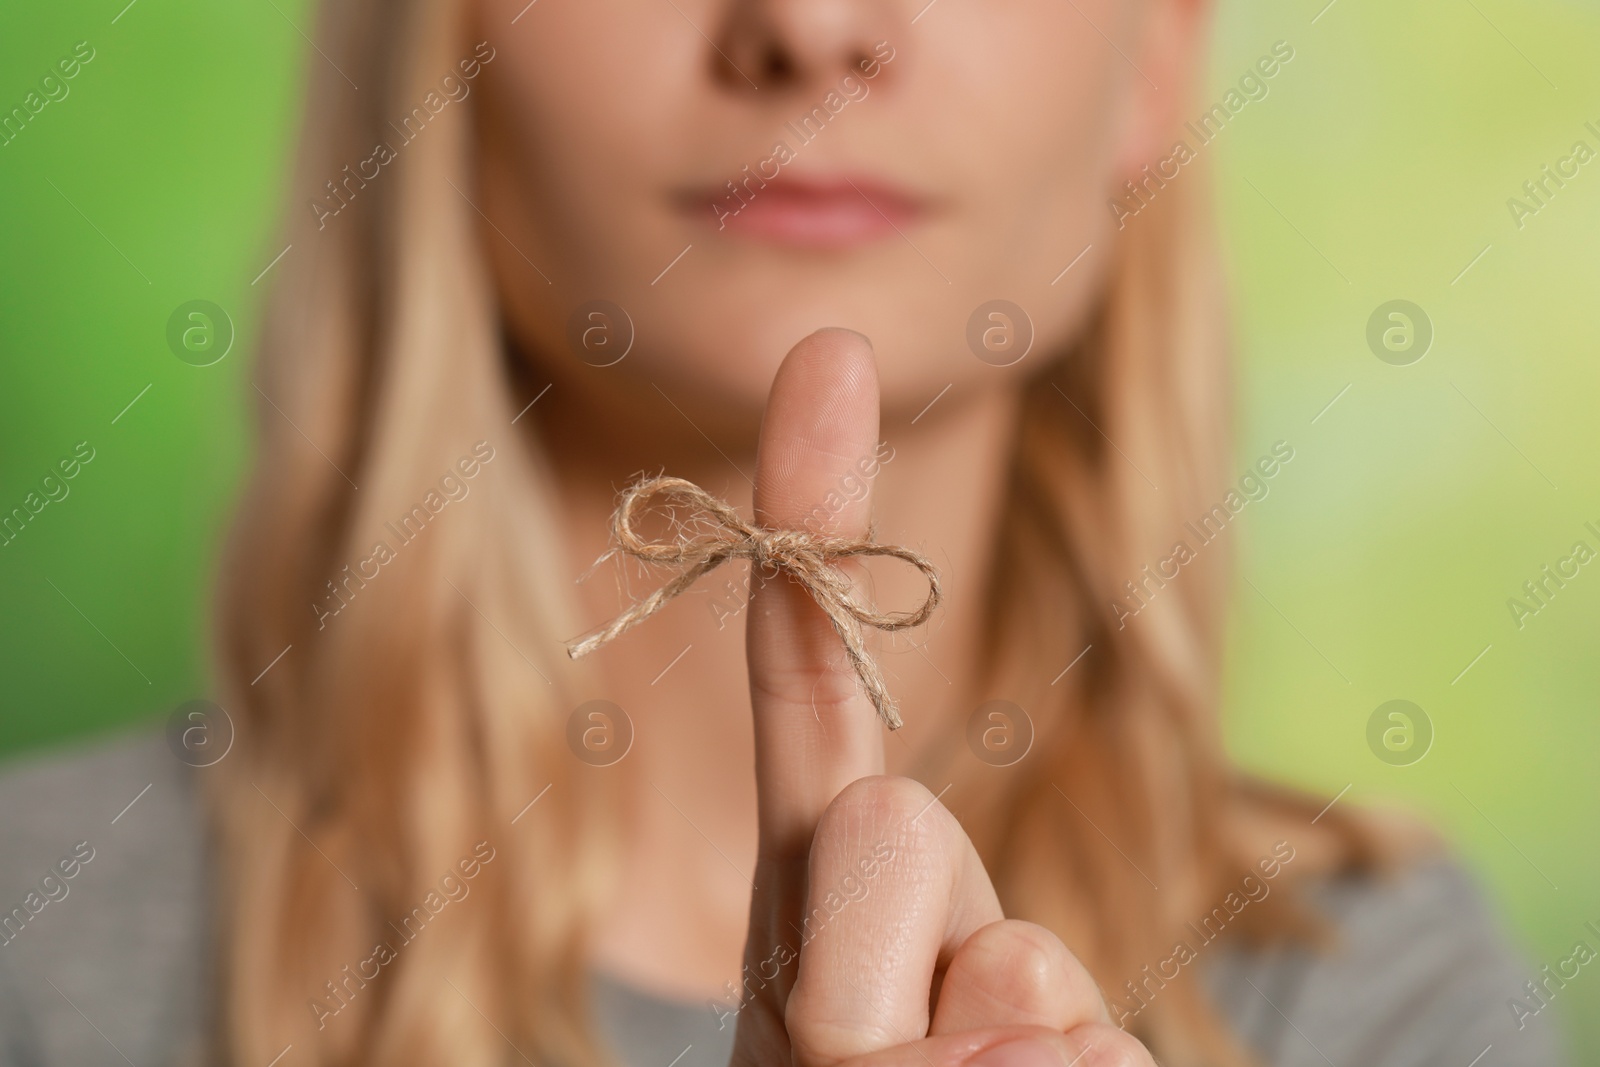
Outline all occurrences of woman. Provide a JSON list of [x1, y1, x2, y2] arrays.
[[0, 0, 1566, 1064]]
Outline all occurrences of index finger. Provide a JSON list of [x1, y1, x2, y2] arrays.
[[746, 327, 892, 861]]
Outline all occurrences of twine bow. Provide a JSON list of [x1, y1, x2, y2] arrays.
[[566, 475, 941, 730]]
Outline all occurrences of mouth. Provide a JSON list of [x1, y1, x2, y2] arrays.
[[673, 174, 931, 250]]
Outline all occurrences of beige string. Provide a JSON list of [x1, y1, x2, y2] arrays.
[[566, 475, 941, 730]]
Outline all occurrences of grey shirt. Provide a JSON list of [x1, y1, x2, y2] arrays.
[[0, 727, 1569, 1067]]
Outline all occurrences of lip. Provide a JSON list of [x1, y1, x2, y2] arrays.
[[674, 174, 931, 249]]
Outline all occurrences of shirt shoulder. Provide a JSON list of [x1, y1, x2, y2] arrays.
[[1205, 857, 1570, 1067], [0, 725, 212, 1066]]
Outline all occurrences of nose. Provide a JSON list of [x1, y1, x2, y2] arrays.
[[710, 0, 900, 93]]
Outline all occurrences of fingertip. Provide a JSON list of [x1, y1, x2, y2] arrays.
[[819, 325, 874, 350], [754, 328, 882, 533], [771, 328, 877, 407]]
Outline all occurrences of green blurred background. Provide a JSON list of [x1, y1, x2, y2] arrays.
[[2, 0, 1596, 1057]]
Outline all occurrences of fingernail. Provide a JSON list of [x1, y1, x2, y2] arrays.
[[969, 1038, 1066, 1067]]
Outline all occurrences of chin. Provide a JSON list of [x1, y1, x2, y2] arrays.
[[612, 282, 973, 415]]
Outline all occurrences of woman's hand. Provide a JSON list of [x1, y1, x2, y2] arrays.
[[727, 329, 1154, 1067]]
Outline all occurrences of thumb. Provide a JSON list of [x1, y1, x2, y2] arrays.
[[746, 327, 889, 859]]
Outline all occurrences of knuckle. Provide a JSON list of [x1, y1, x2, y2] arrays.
[[784, 997, 896, 1067], [943, 920, 1108, 1030], [748, 659, 866, 719], [962, 920, 1072, 1009]]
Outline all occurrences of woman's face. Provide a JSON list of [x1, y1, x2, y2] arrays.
[[475, 0, 1193, 424]]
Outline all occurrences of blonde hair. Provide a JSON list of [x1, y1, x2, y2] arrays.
[[212, 1, 1400, 1064]]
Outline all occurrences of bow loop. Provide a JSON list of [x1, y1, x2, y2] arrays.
[[567, 474, 941, 730], [610, 475, 755, 565]]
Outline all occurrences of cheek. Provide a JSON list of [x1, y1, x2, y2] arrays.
[[875, 8, 1132, 389], [933, 7, 1132, 201], [479, 0, 743, 392], [482, 0, 692, 247]]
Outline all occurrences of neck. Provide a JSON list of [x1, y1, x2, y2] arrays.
[[528, 373, 1024, 1001]]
